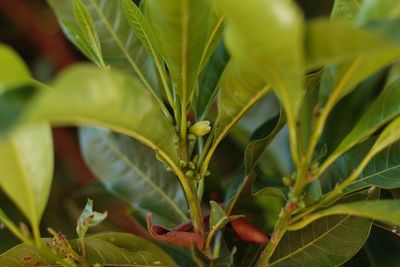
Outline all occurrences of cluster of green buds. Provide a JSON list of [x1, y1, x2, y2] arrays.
[[180, 155, 211, 180], [187, 120, 211, 141]]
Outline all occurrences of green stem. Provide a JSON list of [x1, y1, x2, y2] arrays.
[[257, 210, 291, 266], [0, 209, 32, 245], [257, 156, 310, 266]]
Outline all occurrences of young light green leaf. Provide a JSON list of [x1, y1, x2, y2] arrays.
[[0, 64, 180, 168], [220, 0, 304, 162], [290, 200, 400, 231], [321, 77, 400, 173], [317, 19, 400, 106], [0, 45, 53, 237], [143, 0, 215, 104], [371, 116, 400, 154], [0, 124, 53, 232], [73, 0, 104, 67], [0, 45, 31, 92], [76, 199, 107, 240], [79, 127, 188, 227], [306, 19, 400, 68]]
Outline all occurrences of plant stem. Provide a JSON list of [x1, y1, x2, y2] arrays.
[[0, 209, 32, 245], [257, 155, 310, 266], [257, 210, 291, 266]]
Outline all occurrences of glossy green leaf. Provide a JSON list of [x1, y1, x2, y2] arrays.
[[143, 0, 215, 103], [196, 42, 229, 120], [225, 113, 284, 214], [298, 70, 322, 149], [321, 139, 400, 193], [221, 0, 304, 150], [322, 77, 400, 171], [122, 0, 161, 65], [73, 0, 104, 67], [79, 127, 188, 227], [290, 199, 400, 231], [270, 190, 375, 266], [331, 0, 360, 21], [0, 232, 178, 266], [244, 113, 285, 172], [0, 45, 53, 231], [48, 0, 161, 97], [370, 116, 400, 154], [0, 64, 180, 167]]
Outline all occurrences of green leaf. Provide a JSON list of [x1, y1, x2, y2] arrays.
[[0, 45, 31, 92], [0, 232, 178, 266], [321, 77, 400, 172], [225, 112, 285, 214], [143, 0, 216, 103], [356, 0, 400, 26], [209, 201, 227, 230], [321, 139, 400, 193], [196, 42, 230, 120], [0, 45, 53, 233], [220, 0, 304, 156], [331, 0, 360, 21], [199, 61, 270, 177], [73, 0, 104, 67], [0, 124, 53, 229], [0, 64, 180, 168], [48, 0, 161, 99], [290, 199, 400, 231], [317, 21, 400, 106], [270, 190, 375, 266], [253, 187, 288, 201], [76, 199, 107, 239], [79, 127, 188, 227], [244, 113, 285, 172], [370, 116, 400, 154], [306, 19, 400, 68]]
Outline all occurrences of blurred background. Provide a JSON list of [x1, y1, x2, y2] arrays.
[[1, 1, 399, 266]]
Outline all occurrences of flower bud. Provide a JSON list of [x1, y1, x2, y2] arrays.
[[188, 161, 196, 170], [185, 170, 195, 178], [179, 160, 187, 168], [187, 133, 197, 142], [189, 121, 211, 137]]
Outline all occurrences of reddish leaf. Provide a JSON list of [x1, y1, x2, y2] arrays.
[[146, 213, 205, 249], [230, 217, 269, 244]]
